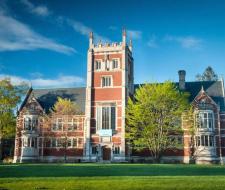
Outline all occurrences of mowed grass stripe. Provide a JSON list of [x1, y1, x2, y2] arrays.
[[1, 164, 225, 177], [0, 176, 225, 190], [1, 164, 225, 190]]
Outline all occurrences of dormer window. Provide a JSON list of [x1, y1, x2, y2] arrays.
[[95, 60, 101, 70], [196, 110, 214, 129]]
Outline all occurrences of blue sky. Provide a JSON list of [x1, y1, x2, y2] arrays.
[[0, 0, 225, 88]]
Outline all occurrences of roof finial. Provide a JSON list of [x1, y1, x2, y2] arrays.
[[201, 85, 204, 93]]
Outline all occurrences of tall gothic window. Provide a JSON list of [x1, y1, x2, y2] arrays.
[[196, 111, 214, 129], [96, 106, 116, 130]]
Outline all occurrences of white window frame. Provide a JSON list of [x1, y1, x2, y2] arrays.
[[51, 138, 64, 148], [66, 138, 79, 148], [22, 137, 37, 148], [95, 60, 102, 71], [101, 76, 113, 87], [96, 105, 116, 131], [23, 115, 38, 131], [111, 59, 120, 70], [195, 110, 214, 130], [67, 118, 79, 131], [195, 135, 215, 147], [52, 118, 63, 131]]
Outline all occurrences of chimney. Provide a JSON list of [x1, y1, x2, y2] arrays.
[[178, 70, 186, 90]]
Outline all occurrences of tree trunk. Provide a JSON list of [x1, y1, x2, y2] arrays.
[[152, 153, 161, 163]]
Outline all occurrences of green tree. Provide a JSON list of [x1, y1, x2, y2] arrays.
[[182, 107, 196, 163], [0, 78, 27, 160], [50, 97, 80, 115], [196, 66, 218, 81], [126, 81, 190, 163], [43, 97, 80, 162]]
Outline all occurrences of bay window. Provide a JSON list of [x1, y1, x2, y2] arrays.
[[195, 135, 215, 147], [196, 111, 214, 129], [24, 116, 38, 131], [22, 137, 37, 148]]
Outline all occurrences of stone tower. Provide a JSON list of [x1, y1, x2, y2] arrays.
[[85, 30, 134, 161]]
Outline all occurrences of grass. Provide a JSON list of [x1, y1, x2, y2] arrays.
[[0, 164, 225, 190]]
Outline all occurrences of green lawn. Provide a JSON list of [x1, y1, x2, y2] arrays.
[[1, 164, 225, 190]]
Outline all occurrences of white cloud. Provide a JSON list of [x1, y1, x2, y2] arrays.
[[67, 19, 110, 43], [0, 74, 85, 88], [20, 1, 109, 44], [127, 30, 142, 40], [21, 0, 50, 17], [0, 11, 76, 54], [164, 35, 202, 49], [147, 35, 158, 48]]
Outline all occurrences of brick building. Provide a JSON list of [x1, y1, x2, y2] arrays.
[[13, 30, 225, 164]]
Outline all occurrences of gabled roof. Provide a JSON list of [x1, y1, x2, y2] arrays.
[[32, 87, 86, 114], [134, 80, 225, 112], [18, 87, 33, 112]]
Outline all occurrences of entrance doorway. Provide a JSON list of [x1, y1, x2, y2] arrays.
[[102, 146, 111, 161]]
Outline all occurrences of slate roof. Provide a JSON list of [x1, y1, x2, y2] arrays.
[[21, 81, 224, 114], [134, 81, 225, 112], [32, 87, 86, 114]]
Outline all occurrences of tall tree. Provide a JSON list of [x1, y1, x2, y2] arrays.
[[50, 97, 80, 115], [126, 81, 190, 163], [43, 97, 80, 162], [196, 66, 218, 81], [0, 78, 27, 160]]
